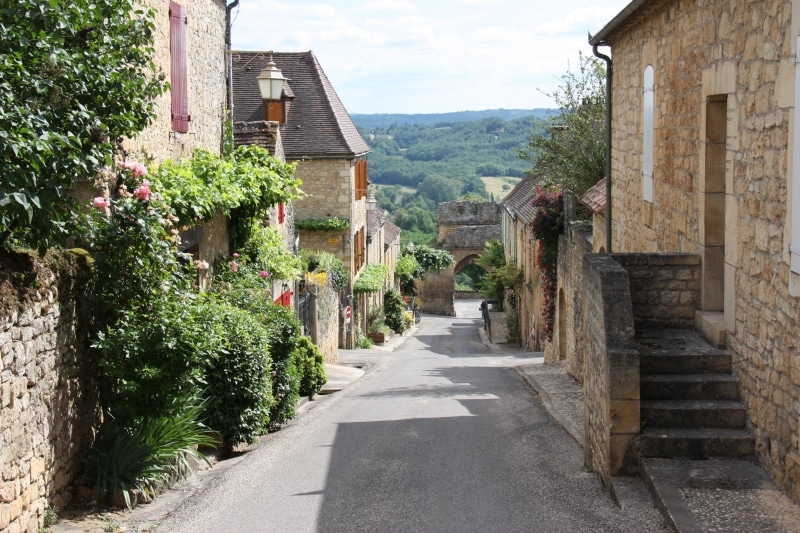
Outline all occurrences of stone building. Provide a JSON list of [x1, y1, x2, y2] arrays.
[[499, 175, 545, 350], [232, 50, 372, 347], [580, 0, 800, 500]]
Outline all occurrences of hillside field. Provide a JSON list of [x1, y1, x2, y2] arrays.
[[482, 176, 521, 200]]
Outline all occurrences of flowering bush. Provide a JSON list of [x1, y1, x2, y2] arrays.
[[530, 188, 564, 341]]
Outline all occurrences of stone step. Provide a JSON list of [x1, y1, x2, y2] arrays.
[[641, 400, 746, 429], [640, 427, 754, 459], [640, 373, 739, 401], [640, 351, 731, 375], [637, 328, 730, 375]]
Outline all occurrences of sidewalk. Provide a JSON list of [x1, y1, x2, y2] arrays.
[[510, 333, 800, 532]]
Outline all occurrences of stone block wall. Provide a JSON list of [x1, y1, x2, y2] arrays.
[[126, 0, 227, 162], [552, 224, 594, 379], [437, 202, 502, 242], [611, 253, 701, 328], [605, 0, 800, 501], [418, 270, 455, 316], [306, 275, 339, 363], [582, 254, 639, 485], [0, 251, 99, 533]]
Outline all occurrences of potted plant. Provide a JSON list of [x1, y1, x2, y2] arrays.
[[367, 307, 392, 343]]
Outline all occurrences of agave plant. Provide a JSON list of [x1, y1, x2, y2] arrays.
[[83, 402, 215, 509]]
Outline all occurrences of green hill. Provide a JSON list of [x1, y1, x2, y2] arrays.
[[352, 109, 551, 129]]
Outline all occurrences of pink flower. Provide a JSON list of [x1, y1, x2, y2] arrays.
[[133, 179, 151, 201], [120, 160, 148, 177], [92, 197, 110, 210], [196, 260, 210, 271], [259, 270, 270, 278], [228, 260, 239, 273], [233, 253, 240, 258]]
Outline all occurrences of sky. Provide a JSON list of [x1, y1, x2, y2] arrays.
[[230, 0, 631, 115]]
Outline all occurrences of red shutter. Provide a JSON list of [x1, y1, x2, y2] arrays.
[[170, 2, 190, 133], [277, 203, 285, 224]]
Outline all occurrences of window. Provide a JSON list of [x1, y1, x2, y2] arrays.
[[642, 65, 655, 203], [170, 2, 189, 133], [355, 160, 368, 201]]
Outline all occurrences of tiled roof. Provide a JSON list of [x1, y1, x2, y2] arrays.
[[367, 209, 387, 237], [384, 220, 401, 247], [579, 178, 607, 213], [500, 174, 541, 223], [232, 51, 370, 159]]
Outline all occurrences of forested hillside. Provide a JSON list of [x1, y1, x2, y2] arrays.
[[351, 109, 551, 129], [353, 114, 546, 247], [358, 116, 547, 189]]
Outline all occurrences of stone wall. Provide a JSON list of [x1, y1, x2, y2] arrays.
[[552, 224, 594, 379], [418, 270, 455, 316], [582, 254, 639, 486], [0, 251, 99, 533], [611, 253, 701, 329], [437, 202, 502, 243], [605, 0, 800, 500], [306, 275, 339, 363], [125, 0, 227, 162]]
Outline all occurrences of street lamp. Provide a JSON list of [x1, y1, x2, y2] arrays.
[[407, 241, 415, 253], [256, 53, 285, 101]]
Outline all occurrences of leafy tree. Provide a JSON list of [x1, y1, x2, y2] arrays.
[[398, 244, 455, 295], [417, 175, 463, 204], [1, 0, 167, 252], [519, 53, 606, 198]]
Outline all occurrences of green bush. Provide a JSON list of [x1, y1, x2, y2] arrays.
[[199, 300, 273, 451], [294, 336, 327, 397], [383, 288, 406, 333], [93, 298, 212, 423]]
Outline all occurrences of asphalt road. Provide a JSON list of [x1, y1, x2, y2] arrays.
[[154, 300, 668, 533]]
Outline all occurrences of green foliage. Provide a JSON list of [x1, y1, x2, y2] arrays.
[[151, 146, 300, 227], [353, 264, 389, 293], [88, 164, 189, 328], [294, 217, 349, 231], [476, 241, 523, 308], [361, 116, 543, 188], [93, 299, 210, 423], [416, 175, 463, 204], [383, 288, 406, 333], [82, 404, 214, 509], [459, 192, 489, 203], [199, 300, 274, 449], [239, 224, 301, 281], [0, 0, 167, 252], [300, 249, 347, 290], [293, 336, 327, 397], [398, 244, 455, 295], [519, 53, 606, 198], [394, 254, 417, 279]]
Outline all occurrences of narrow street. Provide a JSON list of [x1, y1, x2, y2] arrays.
[[152, 300, 668, 533]]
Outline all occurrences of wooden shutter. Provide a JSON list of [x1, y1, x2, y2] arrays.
[[266, 101, 283, 123], [277, 203, 285, 224], [170, 2, 190, 133], [355, 161, 367, 200]]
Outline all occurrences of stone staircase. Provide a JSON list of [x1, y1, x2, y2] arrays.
[[636, 328, 754, 459]]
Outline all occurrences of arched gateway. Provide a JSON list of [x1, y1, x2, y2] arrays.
[[418, 201, 502, 316]]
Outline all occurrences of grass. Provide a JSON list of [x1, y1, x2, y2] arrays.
[[481, 176, 521, 200]]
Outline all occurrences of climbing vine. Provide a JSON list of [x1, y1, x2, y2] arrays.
[[530, 188, 564, 341]]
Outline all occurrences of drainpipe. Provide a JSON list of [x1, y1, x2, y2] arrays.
[[225, 1, 240, 152], [593, 43, 613, 254]]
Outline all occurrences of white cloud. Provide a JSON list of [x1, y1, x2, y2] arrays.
[[230, 0, 629, 113]]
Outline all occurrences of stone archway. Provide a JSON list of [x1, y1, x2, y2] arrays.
[[418, 201, 502, 316]]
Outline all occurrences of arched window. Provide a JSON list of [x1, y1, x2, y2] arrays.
[[642, 65, 655, 203]]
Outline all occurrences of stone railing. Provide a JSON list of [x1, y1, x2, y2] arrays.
[[582, 254, 639, 485]]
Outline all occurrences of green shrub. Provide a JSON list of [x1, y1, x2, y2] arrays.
[[294, 336, 327, 397], [93, 298, 213, 423], [82, 403, 214, 509], [383, 288, 406, 332], [259, 305, 302, 430], [300, 250, 347, 289], [199, 300, 273, 451]]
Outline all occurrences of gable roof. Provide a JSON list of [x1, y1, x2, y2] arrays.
[[384, 220, 401, 247], [500, 174, 541, 223], [589, 0, 666, 45], [232, 51, 370, 159]]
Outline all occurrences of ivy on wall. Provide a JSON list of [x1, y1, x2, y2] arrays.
[[294, 217, 349, 231]]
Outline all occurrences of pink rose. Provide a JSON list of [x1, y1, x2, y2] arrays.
[[120, 160, 148, 177], [92, 197, 110, 210], [260, 270, 270, 278], [228, 260, 239, 273], [233, 253, 240, 258], [133, 179, 151, 201]]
